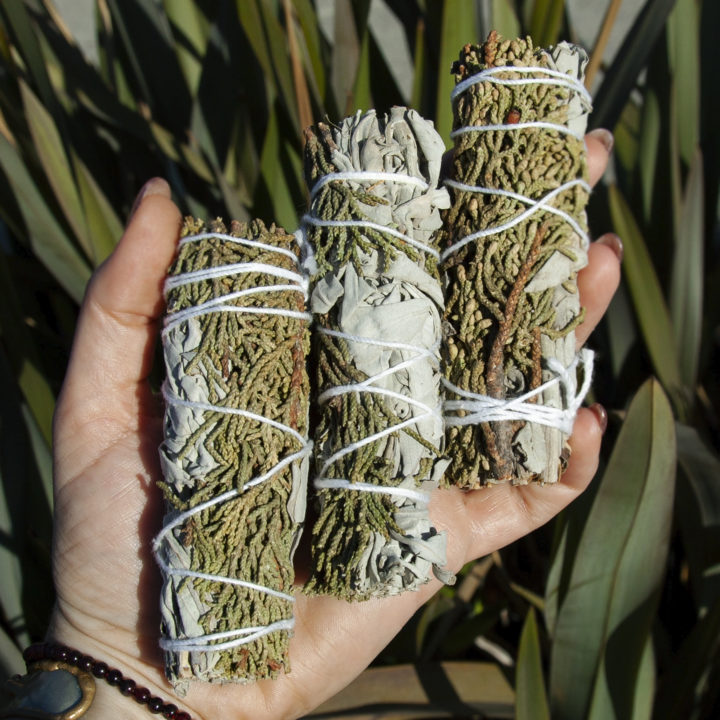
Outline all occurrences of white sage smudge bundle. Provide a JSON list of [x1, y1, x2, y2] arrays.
[[154, 218, 311, 690], [440, 33, 594, 488], [302, 107, 455, 599]]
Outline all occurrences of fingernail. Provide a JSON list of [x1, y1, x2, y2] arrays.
[[129, 177, 171, 220], [587, 128, 614, 154], [597, 232, 624, 263], [589, 403, 608, 434]]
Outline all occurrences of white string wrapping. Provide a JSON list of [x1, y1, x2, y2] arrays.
[[442, 58, 594, 448], [156, 232, 311, 653], [305, 169, 443, 506], [313, 326, 439, 506], [451, 65, 592, 107], [443, 349, 594, 435], [302, 170, 441, 260], [440, 178, 592, 263], [309, 171, 429, 202], [301, 215, 440, 260], [452, 120, 584, 141], [450, 65, 592, 142], [313, 479, 430, 505]]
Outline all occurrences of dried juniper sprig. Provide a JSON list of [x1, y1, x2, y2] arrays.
[[155, 218, 311, 691], [303, 107, 455, 600], [440, 33, 594, 488]]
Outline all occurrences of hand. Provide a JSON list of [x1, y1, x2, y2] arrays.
[[48, 130, 620, 720]]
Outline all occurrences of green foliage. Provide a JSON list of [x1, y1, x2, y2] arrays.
[[0, 1, 718, 717]]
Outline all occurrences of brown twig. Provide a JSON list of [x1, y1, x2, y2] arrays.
[[585, 0, 625, 89]]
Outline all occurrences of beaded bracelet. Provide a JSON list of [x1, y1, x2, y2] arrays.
[[21, 643, 192, 719]]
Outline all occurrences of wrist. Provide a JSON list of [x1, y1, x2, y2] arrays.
[[81, 678, 148, 720], [8, 642, 193, 720]]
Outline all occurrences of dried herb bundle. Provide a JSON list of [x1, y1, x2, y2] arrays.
[[440, 33, 593, 488], [155, 218, 311, 690], [303, 108, 454, 599]]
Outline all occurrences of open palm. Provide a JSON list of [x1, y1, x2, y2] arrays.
[[49, 132, 619, 720]]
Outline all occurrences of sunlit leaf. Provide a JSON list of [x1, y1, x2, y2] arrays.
[[163, 0, 210, 96], [349, 25, 372, 114], [491, 0, 520, 40], [667, 0, 700, 166], [283, 0, 314, 133], [544, 522, 566, 638], [550, 379, 676, 720], [613, 96, 641, 175], [608, 185, 684, 409], [436, 0, 477, 145], [591, 0, 677, 132], [528, 0, 565, 49], [629, 637, 654, 720], [19, 81, 89, 259], [670, 149, 704, 389], [258, 102, 300, 230], [291, 0, 326, 103], [330, 0, 361, 117], [257, 0, 301, 133], [368, 0, 414, 105], [410, 15, 426, 112], [0, 3, 56, 114], [74, 154, 123, 266], [0, 133, 91, 303], [516, 608, 550, 720], [638, 88, 660, 223]]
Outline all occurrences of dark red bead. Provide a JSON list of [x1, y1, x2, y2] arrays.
[[23, 645, 42, 662], [119, 678, 136, 696], [68, 650, 81, 665], [22, 643, 193, 718], [51, 645, 68, 661], [147, 696, 164, 713], [132, 686, 151, 703]]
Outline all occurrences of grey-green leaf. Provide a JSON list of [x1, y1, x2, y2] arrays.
[[0, 134, 91, 303], [608, 185, 684, 411], [550, 379, 676, 720], [670, 149, 704, 389], [516, 608, 550, 720]]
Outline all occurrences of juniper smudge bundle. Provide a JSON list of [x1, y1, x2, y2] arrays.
[[440, 33, 594, 488], [155, 218, 311, 690], [302, 107, 455, 599]]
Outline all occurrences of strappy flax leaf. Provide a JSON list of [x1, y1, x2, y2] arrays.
[[591, 0, 678, 132], [0, 133, 90, 303], [550, 380, 675, 720], [528, 0, 565, 49], [608, 185, 683, 408], [516, 608, 550, 720]]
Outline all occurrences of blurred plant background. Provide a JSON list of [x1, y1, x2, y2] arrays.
[[0, 0, 717, 718]]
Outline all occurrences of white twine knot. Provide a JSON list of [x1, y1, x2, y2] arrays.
[[443, 349, 594, 435]]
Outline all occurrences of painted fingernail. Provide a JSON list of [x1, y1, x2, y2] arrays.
[[597, 233, 624, 263], [587, 128, 614, 154], [589, 403, 608, 434], [129, 177, 171, 220]]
